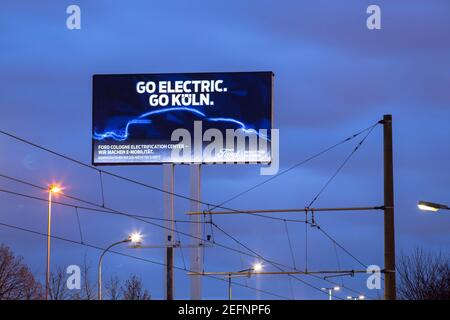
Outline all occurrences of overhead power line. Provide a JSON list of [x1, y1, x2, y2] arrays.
[[0, 173, 375, 299], [208, 122, 380, 212], [0, 171, 377, 294], [211, 222, 347, 300], [0, 186, 302, 273], [0, 180, 201, 225], [0, 123, 380, 299], [0, 124, 378, 219], [0, 186, 369, 299], [307, 123, 378, 208], [194, 122, 379, 291], [0, 220, 289, 300], [212, 219, 376, 300]]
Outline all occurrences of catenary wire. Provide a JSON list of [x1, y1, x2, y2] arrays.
[[0, 221, 289, 300], [0, 173, 376, 298], [0, 124, 379, 298], [0, 187, 305, 272], [307, 123, 378, 208], [210, 221, 346, 300], [0, 185, 373, 299], [0, 125, 377, 219], [208, 122, 380, 212]]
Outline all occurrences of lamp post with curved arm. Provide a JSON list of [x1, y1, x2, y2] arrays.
[[225, 262, 263, 300], [98, 233, 142, 300]]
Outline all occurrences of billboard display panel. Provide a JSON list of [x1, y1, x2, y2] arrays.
[[92, 72, 273, 165]]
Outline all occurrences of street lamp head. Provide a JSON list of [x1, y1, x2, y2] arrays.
[[358, 295, 365, 300], [418, 201, 448, 212], [333, 286, 340, 291], [252, 263, 263, 272], [49, 184, 62, 194], [129, 232, 143, 245]]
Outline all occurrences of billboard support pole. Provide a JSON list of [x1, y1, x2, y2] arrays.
[[190, 164, 202, 300], [382, 114, 396, 300], [164, 164, 175, 300]]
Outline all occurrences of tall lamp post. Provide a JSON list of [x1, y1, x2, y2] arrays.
[[225, 263, 263, 300], [46, 184, 62, 300], [98, 232, 142, 300], [417, 201, 449, 212]]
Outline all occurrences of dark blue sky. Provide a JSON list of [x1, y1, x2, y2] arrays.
[[0, 1, 449, 299]]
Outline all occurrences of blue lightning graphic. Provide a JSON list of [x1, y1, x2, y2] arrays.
[[94, 107, 205, 141], [137, 106, 206, 119], [93, 107, 269, 141], [93, 119, 152, 141], [207, 117, 270, 140]]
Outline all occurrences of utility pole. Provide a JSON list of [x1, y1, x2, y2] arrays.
[[186, 115, 396, 299], [164, 164, 175, 300], [190, 164, 202, 299], [382, 114, 396, 300], [228, 275, 232, 300]]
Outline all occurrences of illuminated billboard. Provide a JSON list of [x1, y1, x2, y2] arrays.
[[92, 72, 273, 165]]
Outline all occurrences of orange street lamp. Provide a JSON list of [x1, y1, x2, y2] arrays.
[[46, 184, 62, 300]]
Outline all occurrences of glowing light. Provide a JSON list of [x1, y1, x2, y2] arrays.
[[93, 107, 271, 142], [418, 204, 438, 212], [333, 286, 341, 291], [207, 117, 246, 128], [49, 184, 62, 193], [417, 201, 445, 212], [93, 119, 151, 141], [129, 232, 143, 244], [208, 117, 270, 141], [138, 106, 206, 119], [252, 263, 263, 272], [347, 295, 365, 300], [93, 107, 205, 141]]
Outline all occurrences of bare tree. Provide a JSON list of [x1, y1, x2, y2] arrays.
[[122, 275, 151, 300], [50, 259, 96, 300], [397, 248, 450, 300], [0, 244, 43, 300], [48, 267, 69, 300], [105, 274, 121, 300], [0, 244, 152, 300], [69, 258, 97, 300], [81, 259, 96, 300]]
